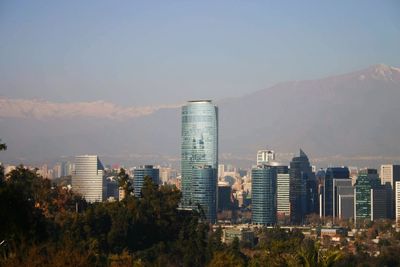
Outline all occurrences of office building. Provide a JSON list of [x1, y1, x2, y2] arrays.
[[324, 167, 350, 218], [218, 182, 232, 211], [333, 179, 353, 220], [274, 164, 290, 219], [289, 149, 315, 224], [181, 100, 218, 212], [371, 183, 392, 221], [396, 181, 400, 227], [380, 164, 400, 218], [133, 165, 159, 197], [251, 165, 277, 225], [277, 173, 290, 221], [105, 177, 119, 201], [381, 165, 400, 186], [256, 150, 275, 165], [338, 195, 354, 219], [192, 165, 217, 223], [354, 171, 380, 224], [72, 155, 104, 203]]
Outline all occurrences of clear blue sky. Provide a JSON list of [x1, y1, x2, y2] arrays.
[[0, 1, 399, 105]]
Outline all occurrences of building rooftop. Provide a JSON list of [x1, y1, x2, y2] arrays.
[[188, 100, 212, 103]]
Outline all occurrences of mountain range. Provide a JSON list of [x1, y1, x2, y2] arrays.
[[1, 64, 400, 168]]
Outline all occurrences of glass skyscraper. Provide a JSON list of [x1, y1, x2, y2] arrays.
[[192, 165, 217, 223], [324, 167, 350, 218], [289, 149, 315, 224], [133, 165, 159, 197], [72, 155, 104, 203], [354, 169, 381, 224], [251, 165, 277, 225], [181, 100, 218, 223]]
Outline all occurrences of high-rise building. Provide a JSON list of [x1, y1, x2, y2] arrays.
[[371, 184, 392, 221], [277, 172, 290, 219], [380, 164, 400, 218], [324, 167, 350, 218], [192, 165, 217, 223], [133, 165, 159, 197], [354, 171, 380, 224], [256, 150, 275, 165], [338, 195, 354, 220], [396, 181, 400, 227], [381, 165, 400, 186], [105, 177, 119, 201], [72, 155, 105, 203], [181, 100, 218, 217], [218, 182, 232, 212], [332, 179, 353, 221], [251, 165, 277, 225], [218, 164, 225, 179], [289, 149, 315, 224]]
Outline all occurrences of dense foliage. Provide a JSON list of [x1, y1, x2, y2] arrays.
[[1, 159, 400, 266]]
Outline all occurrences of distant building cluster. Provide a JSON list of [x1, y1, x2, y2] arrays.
[[3, 99, 400, 228]]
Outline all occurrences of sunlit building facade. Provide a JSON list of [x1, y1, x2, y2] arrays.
[[252, 165, 277, 225], [181, 100, 218, 221], [72, 155, 104, 203]]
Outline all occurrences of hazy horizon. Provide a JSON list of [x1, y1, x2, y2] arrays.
[[1, 1, 400, 168], [1, 1, 399, 106]]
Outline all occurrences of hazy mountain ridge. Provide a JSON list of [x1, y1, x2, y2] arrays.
[[0, 64, 399, 167], [0, 98, 181, 120]]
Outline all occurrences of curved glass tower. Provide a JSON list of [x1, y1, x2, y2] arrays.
[[72, 155, 104, 203], [181, 100, 218, 222]]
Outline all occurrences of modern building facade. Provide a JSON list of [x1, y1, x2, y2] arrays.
[[371, 184, 392, 221], [256, 150, 275, 165], [181, 100, 218, 221], [218, 182, 232, 212], [289, 149, 315, 224], [380, 165, 400, 218], [338, 195, 354, 219], [354, 171, 380, 224], [192, 165, 217, 223], [381, 165, 400, 186], [72, 155, 104, 203], [274, 164, 290, 219], [396, 181, 400, 227], [324, 167, 350, 218], [251, 165, 277, 225], [133, 165, 159, 197], [333, 179, 353, 221]]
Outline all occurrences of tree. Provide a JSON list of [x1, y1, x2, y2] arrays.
[[208, 251, 245, 267], [0, 139, 6, 151], [297, 239, 342, 267], [117, 168, 132, 200]]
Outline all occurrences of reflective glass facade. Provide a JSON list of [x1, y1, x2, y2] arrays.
[[192, 166, 217, 223], [354, 173, 380, 224], [133, 165, 159, 197], [251, 165, 277, 225], [289, 149, 315, 224], [181, 100, 218, 213], [324, 167, 350, 218], [72, 155, 104, 203]]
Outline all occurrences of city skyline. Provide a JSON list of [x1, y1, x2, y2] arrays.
[[1, 63, 400, 168], [2, 2, 400, 265]]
